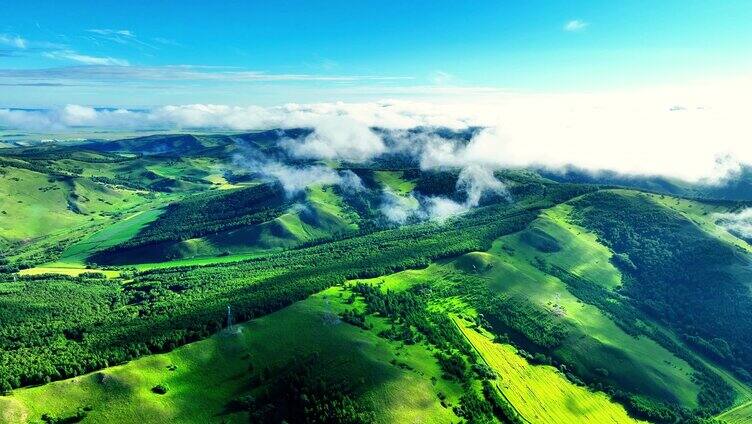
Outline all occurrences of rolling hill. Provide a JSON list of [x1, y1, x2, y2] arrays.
[[2, 131, 752, 424]]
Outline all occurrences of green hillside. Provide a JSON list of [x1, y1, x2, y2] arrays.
[[2, 270, 649, 424], [3, 133, 752, 424], [457, 320, 646, 423], [52, 208, 164, 267], [86, 184, 361, 265], [1, 286, 461, 424]]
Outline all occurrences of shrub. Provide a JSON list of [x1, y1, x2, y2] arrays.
[[151, 384, 168, 394]]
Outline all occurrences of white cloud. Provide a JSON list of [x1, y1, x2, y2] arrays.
[[563, 20, 588, 32], [456, 165, 509, 206], [0, 65, 410, 83], [0, 34, 27, 49], [715, 209, 752, 239], [379, 190, 421, 224], [153, 37, 182, 47], [262, 163, 342, 195], [419, 165, 509, 221], [86, 29, 158, 49], [281, 116, 385, 162], [232, 141, 365, 197], [425, 197, 468, 220], [2, 76, 752, 183], [42, 50, 129, 66], [0, 105, 135, 130], [430, 70, 454, 85], [88, 29, 134, 37], [378, 165, 508, 223]]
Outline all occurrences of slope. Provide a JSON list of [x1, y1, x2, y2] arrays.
[[1, 286, 461, 424]]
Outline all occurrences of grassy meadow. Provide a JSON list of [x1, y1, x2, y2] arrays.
[[456, 319, 646, 424], [1, 286, 461, 424], [4, 133, 752, 424]]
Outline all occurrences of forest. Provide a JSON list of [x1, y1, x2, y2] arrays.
[[2, 135, 752, 424]]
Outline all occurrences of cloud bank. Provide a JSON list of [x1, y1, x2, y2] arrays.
[[2, 78, 752, 183], [281, 116, 385, 162]]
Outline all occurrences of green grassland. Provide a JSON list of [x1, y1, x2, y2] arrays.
[[4, 134, 752, 423], [443, 193, 752, 420], [1, 285, 462, 424], [0, 147, 217, 266], [718, 400, 752, 424], [0, 165, 168, 265], [0, 167, 92, 241], [1, 260, 639, 424], [566, 190, 752, 417], [647, 192, 752, 254], [344, 264, 657, 423], [2, 251, 659, 424], [374, 170, 417, 195], [17, 267, 120, 278], [477, 207, 702, 407], [0, 139, 296, 269], [50, 208, 164, 266], [88, 184, 361, 265], [456, 319, 646, 424]]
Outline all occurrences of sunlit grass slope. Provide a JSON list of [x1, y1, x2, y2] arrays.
[[473, 205, 703, 408], [90, 184, 361, 265], [17, 267, 120, 278], [374, 170, 416, 195], [49, 208, 164, 266], [342, 263, 657, 424], [456, 319, 646, 424], [0, 163, 165, 267], [718, 400, 752, 424], [0, 167, 90, 242], [1, 286, 459, 424]]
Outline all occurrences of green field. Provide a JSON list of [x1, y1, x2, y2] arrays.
[[79, 184, 361, 266], [718, 400, 752, 423], [17, 267, 120, 278], [2, 255, 667, 424], [374, 170, 416, 195], [50, 208, 164, 266], [0, 167, 91, 241], [0, 286, 462, 424], [457, 319, 646, 424], [4, 133, 752, 423], [476, 208, 703, 407]]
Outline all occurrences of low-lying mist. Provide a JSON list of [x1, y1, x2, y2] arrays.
[[715, 208, 752, 241], [231, 132, 510, 222]]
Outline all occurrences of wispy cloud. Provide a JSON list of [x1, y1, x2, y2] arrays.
[[429, 70, 454, 85], [0, 34, 27, 49], [41, 51, 130, 66], [715, 209, 752, 240], [152, 37, 182, 47], [0, 82, 73, 87], [0, 33, 65, 51], [88, 29, 134, 37], [86, 28, 156, 49], [0, 64, 410, 83], [563, 19, 588, 32]]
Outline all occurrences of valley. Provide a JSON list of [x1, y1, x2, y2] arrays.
[[2, 131, 752, 423]]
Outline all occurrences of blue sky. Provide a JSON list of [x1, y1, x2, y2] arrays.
[[2, 0, 752, 106]]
